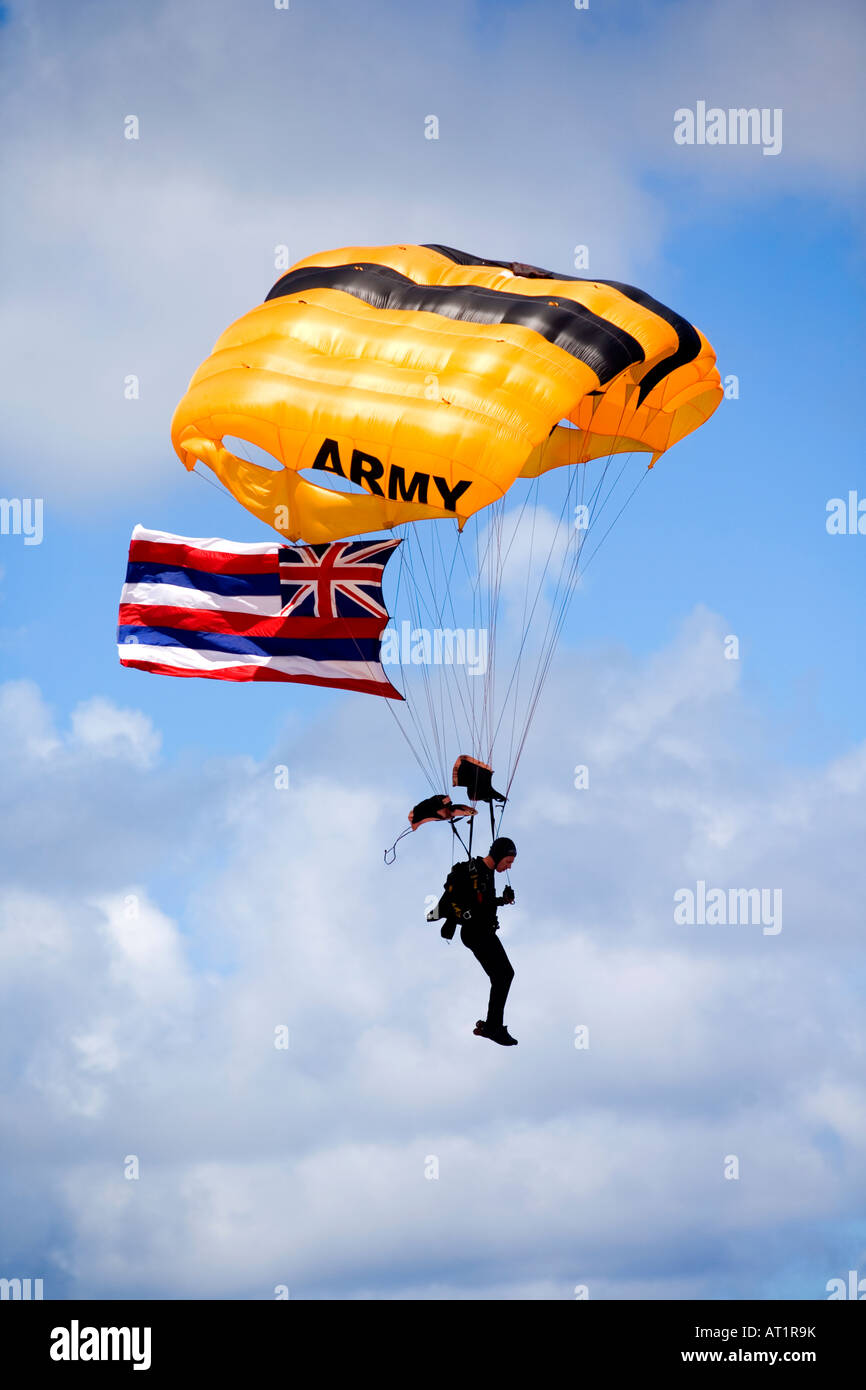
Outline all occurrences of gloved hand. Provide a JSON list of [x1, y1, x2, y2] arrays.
[[501, 885, 515, 905]]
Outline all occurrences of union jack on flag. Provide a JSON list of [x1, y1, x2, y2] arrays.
[[118, 526, 403, 698], [277, 540, 396, 620]]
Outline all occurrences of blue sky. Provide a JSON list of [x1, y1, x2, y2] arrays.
[[1, 0, 865, 1301]]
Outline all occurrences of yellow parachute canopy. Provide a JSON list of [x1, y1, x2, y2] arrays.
[[171, 244, 722, 542]]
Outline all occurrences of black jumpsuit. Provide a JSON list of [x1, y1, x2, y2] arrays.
[[458, 858, 514, 1029]]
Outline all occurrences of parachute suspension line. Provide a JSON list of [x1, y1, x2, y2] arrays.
[[432, 524, 475, 777], [458, 483, 513, 763], [398, 525, 451, 787], [481, 506, 502, 763], [417, 522, 469, 789], [395, 497, 514, 793], [569, 461, 652, 580], [450, 818, 470, 861], [486, 498, 512, 764], [382, 695, 441, 791], [502, 450, 652, 802], [499, 454, 626, 795], [444, 511, 497, 780], [488, 447, 594, 764], [399, 431, 595, 818], [474, 483, 531, 762], [490, 390, 647, 806], [445, 520, 484, 760], [503, 470, 647, 800], [386, 536, 448, 790], [190, 464, 246, 509], [398, 531, 444, 788], [501, 468, 545, 777], [431, 517, 482, 762], [408, 520, 479, 778], [409, 528, 448, 783], [432, 532, 452, 787], [388, 517, 481, 792], [380, 415, 652, 811], [473, 468, 546, 772], [510, 433, 592, 754], [483, 498, 507, 765], [430, 524, 479, 760], [479, 501, 501, 765], [470, 504, 489, 760], [459, 496, 496, 761]]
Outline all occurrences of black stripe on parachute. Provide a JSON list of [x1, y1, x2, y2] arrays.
[[422, 244, 701, 403], [265, 262, 644, 386]]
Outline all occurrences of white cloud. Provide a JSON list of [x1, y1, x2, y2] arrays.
[[92, 891, 194, 1011], [0, 679, 61, 759], [0, 605, 864, 1297], [70, 696, 161, 767]]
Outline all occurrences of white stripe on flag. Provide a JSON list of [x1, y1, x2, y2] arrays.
[[130, 523, 280, 555], [120, 582, 281, 616], [118, 642, 384, 683]]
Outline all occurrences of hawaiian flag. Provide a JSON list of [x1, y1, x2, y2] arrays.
[[118, 525, 403, 698]]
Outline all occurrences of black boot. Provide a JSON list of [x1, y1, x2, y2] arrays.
[[473, 1020, 518, 1046]]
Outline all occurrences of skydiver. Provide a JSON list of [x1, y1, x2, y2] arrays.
[[436, 837, 519, 1046]]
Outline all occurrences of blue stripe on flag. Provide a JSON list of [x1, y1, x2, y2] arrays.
[[118, 626, 382, 661], [125, 562, 280, 597]]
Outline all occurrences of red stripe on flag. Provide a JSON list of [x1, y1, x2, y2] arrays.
[[119, 656, 403, 699], [129, 540, 277, 574], [119, 604, 388, 639]]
